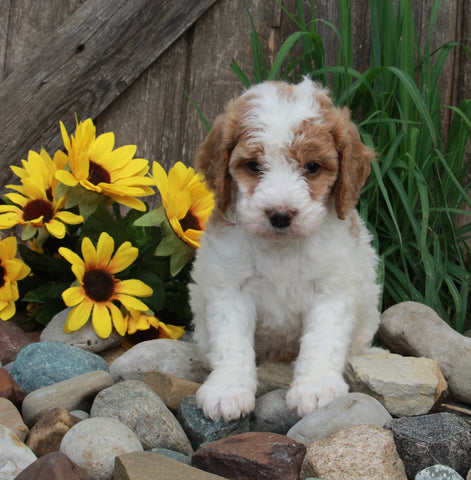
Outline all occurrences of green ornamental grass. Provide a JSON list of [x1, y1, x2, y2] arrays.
[[231, 0, 471, 331]]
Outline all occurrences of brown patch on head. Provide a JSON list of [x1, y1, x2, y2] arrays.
[[323, 106, 375, 220]]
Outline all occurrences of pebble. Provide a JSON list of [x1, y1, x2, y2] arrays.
[[177, 395, 250, 450], [448, 356, 471, 405], [25, 407, 81, 457], [13, 451, 92, 480], [191, 431, 306, 480], [0, 425, 37, 479], [287, 392, 392, 446], [388, 412, 471, 478], [40, 308, 123, 353], [149, 447, 191, 465], [256, 361, 293, 396], [11, 342, 109, 394], [109, 338, 209, 383], [251, 388, 301, 434], [378, 301, 471, 378], [115, 451, 227, 480], [415, 464, 465, 480], [0, 367, 26, 406], [301, 424, 407, 480], [90, 379, 193, 455], [0, 319, 33, 365], [345, 352, 447, 416], [142, 370, 200, 411], [21, 370, 114, 427], [0, 397, 29, 441], [60, 417, 143, 480]]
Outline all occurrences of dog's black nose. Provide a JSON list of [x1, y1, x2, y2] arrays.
[[267, 210, 294, 229]]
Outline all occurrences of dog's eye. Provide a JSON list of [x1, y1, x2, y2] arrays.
[[246, 160, 262, 174], [305, 162, 322, 175]]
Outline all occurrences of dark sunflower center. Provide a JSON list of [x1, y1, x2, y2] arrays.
[[88, 161, 111, 185], [180, 209, 201, 232], [83, 269, 115, 302], [0, 263, 5, 289], [22, 199, 54, 222]]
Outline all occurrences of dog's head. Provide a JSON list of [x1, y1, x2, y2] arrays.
[[195, 78, 374, 238]]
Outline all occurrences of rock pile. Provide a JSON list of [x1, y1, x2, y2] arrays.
[[1, 301, 471, 480]]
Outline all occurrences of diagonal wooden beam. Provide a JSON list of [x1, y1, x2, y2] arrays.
[[0, 0, 217, 186]]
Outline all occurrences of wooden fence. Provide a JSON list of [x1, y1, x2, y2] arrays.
[[1, 0, 470, 189]]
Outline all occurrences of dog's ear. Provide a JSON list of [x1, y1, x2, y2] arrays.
[[195, 112, 235, 213], [327, 106, 375, 220]]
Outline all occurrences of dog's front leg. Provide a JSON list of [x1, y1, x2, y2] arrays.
[[286, 294, 354, 417], [195, 289, 257, 422]]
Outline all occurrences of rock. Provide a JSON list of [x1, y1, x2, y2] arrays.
[[21, 370, 114, 427], [0, 319, 33, 365], [449, 357, 471, 405], [251, 388, 301, 434], [69, 410, 89, 420], [191, 432, 306, 480], [0, 397, 28, 441], [378, 302, 471, 378], [26, 407, 82, 457], [40, 308, 123, 353], [177, 395, 250, 450], [109, 339, 209, 383], [99, 345, 126, 365], [256, 362, 293, 396], [149, 448, 191, 465], [114, 452, 227, 480], [0, 425, 37, 479], [13, 451, 92, 479], [415, 464, 465, 480], [388, 412, 471, 478], [345, 353, 447, 416], [0, 367, 26, 405], [301, 424, 407, 480], [287, 392, 391, 446], [11, 342, 109, 394], [90, 379, 193, 455], [60, 417, 143, 480], [142, 370, 200, 411]]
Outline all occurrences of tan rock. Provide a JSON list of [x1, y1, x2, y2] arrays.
[[26, 407, 81, 457], [345, 353, 447, 416], [0, 397, 29, 441], [142, 371, 200, 411], [114, 452, 226, 480], [301, 424, 407, 480], [256, 361, 293, 396]]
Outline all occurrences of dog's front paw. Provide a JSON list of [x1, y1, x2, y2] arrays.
[[286, 374, 349, 417], [196, 375, 256, 422]]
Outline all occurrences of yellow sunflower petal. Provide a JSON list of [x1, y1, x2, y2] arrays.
[[115, 279, 153, 297], [64, 301, 92, 332], [45, 219, 66, 239], [55, 169, 79, 187], [152, 161, 169, 196], [95, 232, 114, 269], [107, 241, 138, 274], [0, 301, 16, 321], [92, 303, 112, 338], [108, 302, 126, 336], [62, 286, 85, 307], [59, 247, 86, 270], [158, 322, 186, 340], [55, 210, 84, 225], [114, 294, 149, 312], [81, 236, 98, 269]]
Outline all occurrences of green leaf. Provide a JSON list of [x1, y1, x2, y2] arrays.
[[134, 205, 166, 227], [21, 224, 37, 241], [23, 281, 72, 303]]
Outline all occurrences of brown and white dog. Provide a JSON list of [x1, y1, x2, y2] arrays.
[[189, 78, 380, 421]]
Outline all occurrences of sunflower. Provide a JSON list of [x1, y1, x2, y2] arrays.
[[0, 176, 83, 239], [59, 232, 153, 338], [124, 308, 185, 339], [55, 119, 155, 211], [0, 236, 31, 321], [152, 161, 214, 248]]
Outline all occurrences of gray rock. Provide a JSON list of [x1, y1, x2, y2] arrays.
[[176, 395, 250, 450], [378, 302, 471, 378], [60, 417, 143, 480], [11, 342, 109, 394], [388, 412, 471, 479], [256, 362, 293, 396], [287, 392, 392, 446], [109, 339, 208, 383], [449, 356, 471, 405], [90, 380, 193, 456], [345, 353, 447, 416], [415, 464, 465, 480], [251, 388, 301, 434], [0, 425, 37, 479], [0, 398, 29, 442], [21, 370, 114, 427], [40, 308, 123, 353], [148, 448, 191, 465]]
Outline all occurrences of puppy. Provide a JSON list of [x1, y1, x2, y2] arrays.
[[189, 78, 380, 421]]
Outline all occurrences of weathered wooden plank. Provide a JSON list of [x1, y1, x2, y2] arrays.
[[0, 0, 218, 186], [0, 0, 10, 80]]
